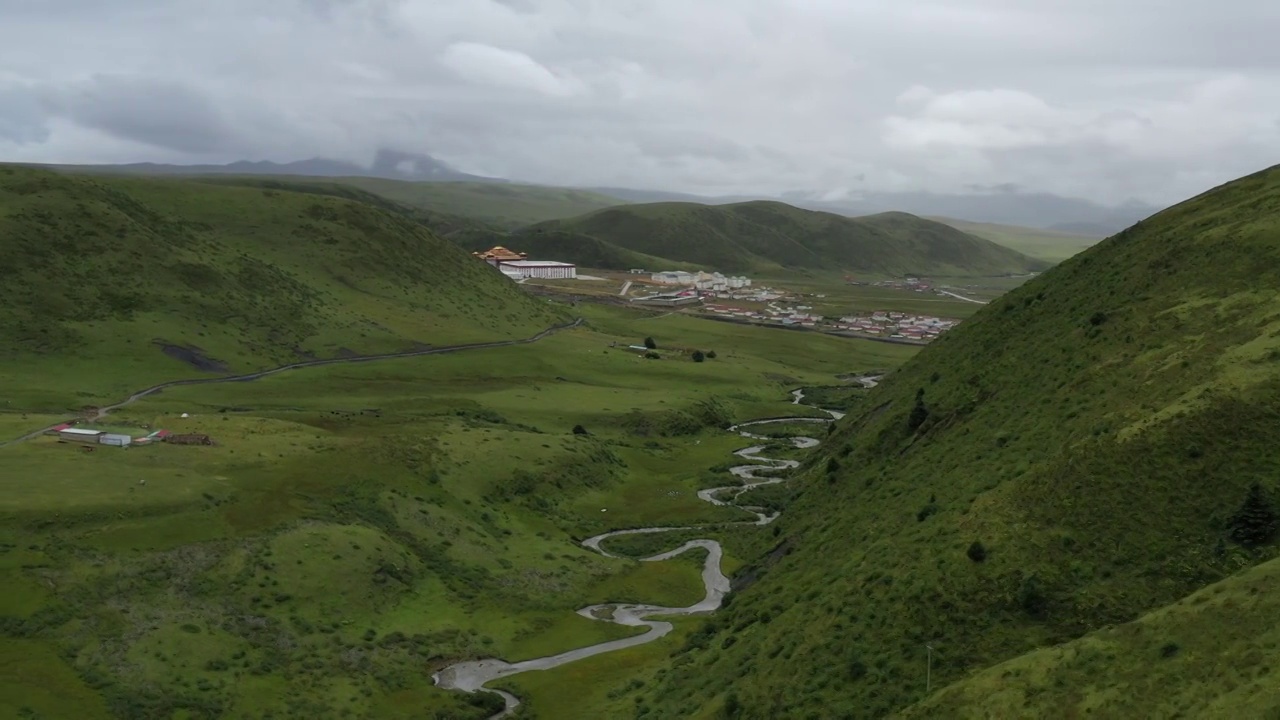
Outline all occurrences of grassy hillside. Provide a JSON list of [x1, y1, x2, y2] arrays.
[[450, 227, 691, 272], [307, 177, 626, 229], [616, 166, 1280, 718], [930, 216, 1101, 263], [898, 555, 1280, 718], [0, 165, 563, 409], [530, 201, 1048, 275]]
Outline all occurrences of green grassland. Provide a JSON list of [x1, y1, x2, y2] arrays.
[[931, 216, 1101, 263], [1, 279, 915, 720], [898, 554, 1280, 718], [524, 202, 1048, 275], [0, 165, 565, 411], [615, 165, 1280, 718]]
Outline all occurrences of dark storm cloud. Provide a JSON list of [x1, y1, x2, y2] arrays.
[[1, 0, 1278, 203]]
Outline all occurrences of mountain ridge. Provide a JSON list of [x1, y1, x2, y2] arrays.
[[21, 153, 1157, 234]]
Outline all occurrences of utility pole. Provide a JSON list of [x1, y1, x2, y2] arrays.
[[925, 643, 934, 694]]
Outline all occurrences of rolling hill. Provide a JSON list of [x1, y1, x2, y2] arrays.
[[0, 165, 564, 409], [525, 201, 1048, 275], [617, 165, 1280, 718], [929, 217, 1101, 263]]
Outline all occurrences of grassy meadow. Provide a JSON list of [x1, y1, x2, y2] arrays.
[[0, 292, 915, 719]]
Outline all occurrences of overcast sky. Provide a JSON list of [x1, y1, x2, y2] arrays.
[[2, 0, 1278, 205]]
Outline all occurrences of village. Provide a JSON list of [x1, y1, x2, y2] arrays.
[[469, 245, 966, 343]]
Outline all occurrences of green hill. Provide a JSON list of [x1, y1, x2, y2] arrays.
[[929, 216, 1102, 263], [295, 177, 626, 229], [619, 166, 1280, 718], [529, 201, 1048, 275], [0, 165, 563, 409]]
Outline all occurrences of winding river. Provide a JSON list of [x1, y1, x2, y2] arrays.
[[432, 389, 846, 717]]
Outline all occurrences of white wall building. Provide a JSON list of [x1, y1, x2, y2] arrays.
[[498, 260, 577, 279], [652, 270, 695, 285]]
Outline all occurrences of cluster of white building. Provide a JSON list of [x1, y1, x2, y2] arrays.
[[834, 312, 958, 341], [650, 270, 752, 291]]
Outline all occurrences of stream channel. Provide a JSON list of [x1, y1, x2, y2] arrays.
[[432, 389, 847, 717]]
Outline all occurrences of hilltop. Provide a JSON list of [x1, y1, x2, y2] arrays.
[[929, 217, 1101, 263], [617, 166, 1280, 718], [525, 201, 1047, 275], [0, 165, 563, 409]]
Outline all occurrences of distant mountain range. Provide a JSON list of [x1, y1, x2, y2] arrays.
[[23, 149, 1159, 236], [36, 149, 504, 185]]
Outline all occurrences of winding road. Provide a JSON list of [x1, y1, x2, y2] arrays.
[[433, 388, 845, 717], [0, 318, 584, 448]]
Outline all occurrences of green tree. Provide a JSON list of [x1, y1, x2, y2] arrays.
[[967, 541, 987, 562], [644, 336, 657, 349], [692, 350, 706, 362], [1230, 482, 1278, 547]]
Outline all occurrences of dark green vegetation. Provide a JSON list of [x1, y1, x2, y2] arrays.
[[600, 165, 1280, 718], [520, 202, 1048, 275], [0, 165, 563, 409]]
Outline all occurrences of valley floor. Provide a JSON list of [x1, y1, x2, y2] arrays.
[[0, 300, 914, 720]]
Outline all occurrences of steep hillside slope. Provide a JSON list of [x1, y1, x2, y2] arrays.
[[898, 555, 1280, 718], [623, 166, 1280, 718], [928, 216, 1101, 263], [530, 201, 1047, 275], [0, 166, 563, 408]]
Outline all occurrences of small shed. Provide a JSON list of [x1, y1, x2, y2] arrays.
[[58, 428, 103, 445], [100, 434, 132, 447]]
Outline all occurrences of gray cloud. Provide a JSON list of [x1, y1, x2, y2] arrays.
[[0, 0, 1277, 205]]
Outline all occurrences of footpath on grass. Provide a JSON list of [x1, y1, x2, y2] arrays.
[[0, 318, 584, 449], [433, 388, 846, 718]]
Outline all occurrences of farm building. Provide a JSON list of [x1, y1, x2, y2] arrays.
[[497, 260, 577, 279], [100, 434, 132, 447], [57, 427, 102, 445]]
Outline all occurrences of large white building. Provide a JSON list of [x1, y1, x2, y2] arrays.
[[651, 270, 752, 290], [498, 260, 577, 279]]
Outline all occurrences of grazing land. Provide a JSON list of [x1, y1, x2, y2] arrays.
[[0, 273, 916, 719]]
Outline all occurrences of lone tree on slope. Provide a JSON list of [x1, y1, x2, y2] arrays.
[[572, 424, 590, 436], [643, 336, 657, 350], [1230, 482, 1278, 547], [692, 350, 706, 362]]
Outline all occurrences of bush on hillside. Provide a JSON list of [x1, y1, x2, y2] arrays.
[[907, 388, 929, 433], [967, 541, 987, 563], [1229, 482, 1278, 547], [692, 350, 706, 363], [644, 351, 661, 360], [644, 336, 657, 349], [572, 424, 589, 435], [707, 350, 718, 359]]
